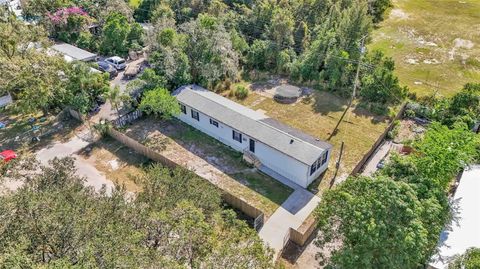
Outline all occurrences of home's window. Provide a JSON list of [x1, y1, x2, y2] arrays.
[[209, 118, 219, 127], [310, 162, 317, 176], [321, 151, 329, 165], [232, 130, 242, 143], [181, 104, 186, 114], [191, 110, 199, 121], [316, 158, 322, 170]]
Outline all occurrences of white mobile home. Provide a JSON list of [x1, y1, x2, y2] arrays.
[[173, 85, 332, 188]]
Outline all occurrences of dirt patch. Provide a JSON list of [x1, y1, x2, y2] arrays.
[[449, 38, 475, 60], [423, 58, 440, 64], [281, 228, 342, 269], [405, 58, 419, 65], [454, 38, 474, 49], [78, 137, 148, 193], [124, 117, 293, 217], [394, 119, 425, 143], [390, 8, 409, 20]]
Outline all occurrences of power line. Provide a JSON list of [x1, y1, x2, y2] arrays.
[[328, 35, 367, 141]]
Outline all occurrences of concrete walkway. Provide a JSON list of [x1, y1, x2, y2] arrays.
[[258, 166, 321, 260], [362, 140, 392, 177]]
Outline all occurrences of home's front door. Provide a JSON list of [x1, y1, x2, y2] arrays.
[[249, 139, 255, 153]]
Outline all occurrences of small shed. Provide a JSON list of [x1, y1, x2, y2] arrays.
[[51, 43, 97, 62]]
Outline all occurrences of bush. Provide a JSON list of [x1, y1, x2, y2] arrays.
[[368, 102, 388, 115], [234, 86, 249, 99], [386, 120, 400, 140], [76, 31, 93, 50]]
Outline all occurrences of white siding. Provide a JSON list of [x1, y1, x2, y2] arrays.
[[254, 141, 310, 187], [306, 150, 331, 186], [177, 104, 248, 152], [176, 103, 327, 188]]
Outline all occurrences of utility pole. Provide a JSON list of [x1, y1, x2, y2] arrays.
[[330, 141, 344, 189], [327, 35, 367, 141]]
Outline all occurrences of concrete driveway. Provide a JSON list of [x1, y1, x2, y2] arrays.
[[362, 140, 392, 177], [36, 127, 114, 193], [258, 165, 321, 260]]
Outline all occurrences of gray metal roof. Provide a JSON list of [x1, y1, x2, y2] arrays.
[[51, 43, 97, 62], [173, 85, 332, 165]]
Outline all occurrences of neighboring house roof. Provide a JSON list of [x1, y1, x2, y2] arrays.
[[173, 85, 332, 165], [51, 43, 97, 62], [429, 166, 480, 269]]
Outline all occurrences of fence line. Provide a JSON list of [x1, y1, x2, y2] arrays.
[[111, 110, 143, 128], [107, 128, 266, 225], [350, 102, 408, 175], [288, 216, 317, 246]]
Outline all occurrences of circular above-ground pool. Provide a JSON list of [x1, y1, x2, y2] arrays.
[[274, 85, 302, 104]]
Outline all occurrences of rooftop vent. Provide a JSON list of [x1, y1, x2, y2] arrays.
[[290, 139, 294, 144]]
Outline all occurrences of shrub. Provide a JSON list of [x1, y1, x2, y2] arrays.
[[387, 120, 400, 140], [234, 86, 249, 99]]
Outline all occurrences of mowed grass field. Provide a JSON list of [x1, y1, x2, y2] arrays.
[[228, 85, 390, 194], [370, 0, 480, 97]]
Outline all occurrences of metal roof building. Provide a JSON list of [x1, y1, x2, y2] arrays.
[[173, 84, 332, 188], [51, 43, 97, 62]]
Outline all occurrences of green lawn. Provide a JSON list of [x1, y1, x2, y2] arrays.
[[126, 117, 294, 217], [370, 0, 480, 97], [230, 171, 293, 206], [227, 84, 391, 195], [128, 0, 141, 8], [169, 120, 294, 209]]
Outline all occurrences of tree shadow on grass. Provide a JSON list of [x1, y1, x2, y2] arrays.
[[352, 102, 391, 125], [76, 136, 151, 193], [310, 90, 349, 116], [1, 112, 82, 153], [77, 136, 150, 167]]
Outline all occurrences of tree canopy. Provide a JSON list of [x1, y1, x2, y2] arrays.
[[448, 248, 480, 269], [131, 0, 398, 109], [0, 12, 109, 114], [0, 157, 273, 268], [316, 121, 480, 268], [315, 176, 431, 268], [15, 0, 400, 113], [139, 87, 181, 119], [100, 12, 144, 56]]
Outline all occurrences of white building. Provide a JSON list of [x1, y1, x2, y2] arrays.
[[429, 166, 480, 269], [51, 43, 98, 62], [173, 85, 333, 188]]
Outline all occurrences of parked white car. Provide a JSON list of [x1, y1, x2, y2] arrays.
[[105, 56, 127, 70]]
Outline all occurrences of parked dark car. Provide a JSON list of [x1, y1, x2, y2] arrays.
[[97, 61, 118, 79], [376, 159, 386, 169]]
